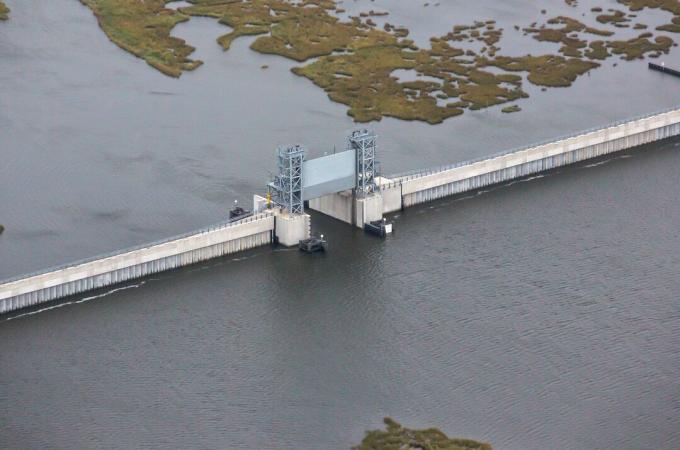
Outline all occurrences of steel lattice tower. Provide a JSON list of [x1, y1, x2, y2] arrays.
[[271, 144, 305, 214], [349, 129, 378, 197]]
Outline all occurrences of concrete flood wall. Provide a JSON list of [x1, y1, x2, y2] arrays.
[[398, 108, 680, 208], [0, 212, 277, 314], [4, 107, 678, 314], [310, 108, 680, 225], [380, 181, 403, 214]]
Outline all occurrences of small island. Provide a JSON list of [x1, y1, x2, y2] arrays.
[[0, 1, 9, 21], [502, 105, 521, 113], [353, 417, 492, 450]]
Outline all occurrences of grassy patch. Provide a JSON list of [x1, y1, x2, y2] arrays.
[[596, 9, 631, 26], [608, 33, 673, 59], [657, 16, 680, 32], [352, 417, 493, 450], [502, 104, 521, 113], [480, 54, 599, 87], [79, 0, 202, 77], [181, 1, 533, 122], [0, 1, 9, 21], [292, 28, 531, 123], [617, 0, 680, 16], [617, 0, 680, 32], [523, 16, 613, 58]]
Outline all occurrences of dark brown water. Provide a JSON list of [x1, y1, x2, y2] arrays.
[[1, 1, 679, 449]]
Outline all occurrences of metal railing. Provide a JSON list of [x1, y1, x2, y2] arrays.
[[379, 180, 402, 190], [388, 105, 680, 182], [0, 210, 276, 286]]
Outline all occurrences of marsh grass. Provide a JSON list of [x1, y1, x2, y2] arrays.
[[79, 0, 202, 77], [0, 1, 9, 21], [502, 104, 521, 113], [80, 0, 679, 123], [352, 417, 493, 450], [609, 33, 673, 59], [597, 9, 631, 26], [618, 0, 680, 33], [658, 16, 680, 32]]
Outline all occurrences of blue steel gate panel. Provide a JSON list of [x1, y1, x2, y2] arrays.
[[301, 150, 356, 200]]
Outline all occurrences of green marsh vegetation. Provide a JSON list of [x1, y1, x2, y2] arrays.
[[78, 0, 202, 77], [0, 2, 9, 21], [502, 105, 521, 113], [352, 417, 493, 450], [619, 0, 680, 32], [521, 14, 673, 61], [79, 0, 680, 123], [657, 16, 680, 32], [596, 9, 632, 27]]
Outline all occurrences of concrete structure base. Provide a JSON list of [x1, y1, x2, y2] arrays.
[[309, 190, 388, 228], [355, 194, 383, 227], [275, 213, 311, 246]]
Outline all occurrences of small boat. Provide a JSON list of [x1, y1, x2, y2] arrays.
[[364, 218, 393, 238], [228, 200, 252, 222], [299, 234, 327, 253]]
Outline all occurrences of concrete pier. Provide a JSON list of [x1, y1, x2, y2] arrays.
[[275, 213, 311, 246]]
